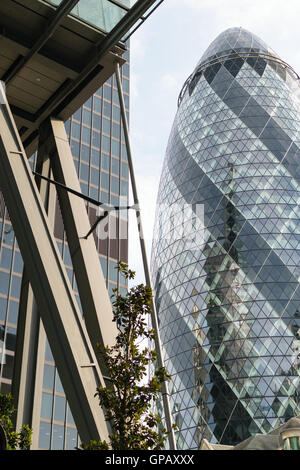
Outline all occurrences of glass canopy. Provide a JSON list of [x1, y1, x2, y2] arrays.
[[45, 0, 148, 35]]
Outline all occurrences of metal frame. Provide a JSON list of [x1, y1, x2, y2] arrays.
[[178, 51, 300, 107], [42, 0, 161, 118], [122, 0, 165, 42]]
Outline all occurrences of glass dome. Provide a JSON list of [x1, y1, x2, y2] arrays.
[[197, 27, 279, 67]]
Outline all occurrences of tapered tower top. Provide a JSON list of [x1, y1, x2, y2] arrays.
[[198, 27, 279, 66]]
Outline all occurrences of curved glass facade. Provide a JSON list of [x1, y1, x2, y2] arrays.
[[151, 28, 300, 449]]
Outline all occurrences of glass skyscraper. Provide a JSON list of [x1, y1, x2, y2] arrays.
[[151, 27, 300, 449], [0, 48, 129, 450]]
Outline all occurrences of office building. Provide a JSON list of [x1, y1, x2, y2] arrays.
[[151, 27, 300, 448], [0, 51, 129, 451]]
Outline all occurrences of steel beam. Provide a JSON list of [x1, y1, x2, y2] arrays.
[[11, 272, 39, 431], [114, 61, 177, 450], [0, 83, 109, 444], [12, 131, 57, 439], [3, 0, 81, 84]]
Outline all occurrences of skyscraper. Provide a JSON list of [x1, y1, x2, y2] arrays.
[[151, 27, 300, 449]]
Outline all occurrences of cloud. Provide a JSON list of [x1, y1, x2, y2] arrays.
[[130, 36, 146, 61], [160, 73, 178, 91], [130, 72, 140, 99]]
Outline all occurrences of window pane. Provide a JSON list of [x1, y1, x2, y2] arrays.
[[3, 224, 14, 245], [91, 168, 99, 186], [89, 186, 98, 201], [43, 364, 55, 391], [121, 180, 128, 197], [101, 173, 109, 191], [82, 126, 91, 144], [102, 136, 110, 153], [92, 130, 101, 149], [111, 176, 119, 194], [0, 272, 10, 296], [71, 122, 81, 140], [100, 190, 109, 204], [2, 354, 14, 379], [112, 105, 120, 122], [121, 162, 128, 179], [100, 257, 107, 278], [93, 96, 102, 114], [54, 395, 66, 422], [111, 158, 120, 175], [289, 437, 300, 450], [13, 251, 23, 274], [109, 260, 118, 283], [65, 427, 77, 450], [91, 149, 100, 167], [10, 276, 21, 298], [38, 422, 51, 449], [103, 85, 111, 101], [55, 371, 64, 394], [52, 424, 64, 450], [101, 154, 110, 171], [111, 140, 120, 157], [112, 122, 120, 139], [81, 144, 90, 163], [71, 140, 80, 158], [41, 392, 53, 420], [82, 108, 91, 126], [66, 404, 75, 426], [7, 300, 18, 324], [80, 163, 89, 182], [0, 297, 7, 322], [73, 108, 82, 122], [103, 101, 111, 117], [103, 117, 111, 135], [0, 248, 12, 270], [45, 341, 54, 362], [93, 114, 101, 131], [6, 327, 16, 351]]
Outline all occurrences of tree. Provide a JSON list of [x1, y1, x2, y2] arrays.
[[0, 393, 32, 450], [81, 262, 171, 450]]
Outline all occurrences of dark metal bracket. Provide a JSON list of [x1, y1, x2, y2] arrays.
[[33, 170, 134, 239]]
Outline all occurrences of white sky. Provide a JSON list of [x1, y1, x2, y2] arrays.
[[128, 0, 300, 284]]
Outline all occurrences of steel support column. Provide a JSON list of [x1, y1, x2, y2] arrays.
[[0, 83, 109, 444], [12, 128, 57, 443], [11, 273, 39, 432], [114, 61, 177, 450]]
